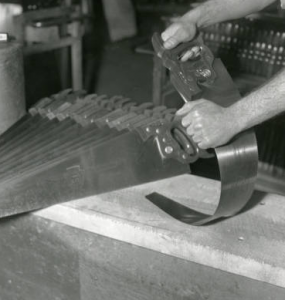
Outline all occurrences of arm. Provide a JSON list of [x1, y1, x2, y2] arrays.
[[177, 68, 285, 149], [185, 0, 275, 28], [162, 0, 276, 52], [230, 67, 285, 130]]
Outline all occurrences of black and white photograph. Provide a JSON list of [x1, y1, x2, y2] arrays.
[[0, 0, 284, 299]]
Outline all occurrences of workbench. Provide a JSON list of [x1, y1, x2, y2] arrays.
[[0, 174, 284, 299]]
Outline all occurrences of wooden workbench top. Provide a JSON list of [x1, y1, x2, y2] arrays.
[[34, 174, 285, 289]]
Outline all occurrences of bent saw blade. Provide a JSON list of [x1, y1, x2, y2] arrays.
[[149, 33, 258, 225]]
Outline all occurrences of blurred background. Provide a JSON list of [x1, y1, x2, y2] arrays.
[[1, 0, 285, 190]]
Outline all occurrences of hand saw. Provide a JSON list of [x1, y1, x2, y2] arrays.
[[0, 35, 257, 225], [146, 33, 258, 225], [0, 91, 190, 218]]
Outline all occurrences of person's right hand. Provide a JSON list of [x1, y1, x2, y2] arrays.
[[161, 18, 200, 61]]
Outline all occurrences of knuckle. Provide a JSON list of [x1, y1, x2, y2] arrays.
[[181, 115, 190, 125], [181, 119, 188, 127], [198, 142, 207, 149], [192, 109, 200, 117], [186, 126, 193, 135], [193, 135, 200, 143], [194, 123, 202, 130]]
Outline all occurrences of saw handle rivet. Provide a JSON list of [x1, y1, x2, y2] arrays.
[[201, 69, 212, 78], [165, 146, 174, 154], [238, 236, 244, 241], [146, 127, 150, 132], [155, 129, 160, 134], [195, 68, 212, 78]]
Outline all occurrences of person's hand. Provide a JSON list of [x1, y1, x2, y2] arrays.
[[161, 17, 200, 61], [176, 99, 240, 149]]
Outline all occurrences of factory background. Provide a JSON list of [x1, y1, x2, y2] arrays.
[[0, 1, 284, 299]]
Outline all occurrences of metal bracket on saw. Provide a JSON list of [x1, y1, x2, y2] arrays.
[[152, 32, 216, 101], [137, 117, 214, 164]]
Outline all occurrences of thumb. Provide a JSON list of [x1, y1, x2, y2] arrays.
[[162, 23, 194, 49], [161, 23, 181, 42], [176, 99, 206, 115]]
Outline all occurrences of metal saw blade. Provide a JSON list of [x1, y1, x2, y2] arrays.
[[0, 127, 189, 218], [149, 33, 259, 225]]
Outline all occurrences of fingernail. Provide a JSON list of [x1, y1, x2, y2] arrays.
[[181, 118, 188, 127], [181, 51, 193, 62], [188, 51, 194, 58], [163, 42, 171, 49], [164, 39, 174, 49], [161, 32, 167, 41]]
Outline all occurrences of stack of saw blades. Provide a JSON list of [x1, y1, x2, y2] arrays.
[[0, 89, 189, 218], [0, 88, 258, 226]]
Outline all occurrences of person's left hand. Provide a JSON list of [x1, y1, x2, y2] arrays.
[[176, 99, 240, 149]]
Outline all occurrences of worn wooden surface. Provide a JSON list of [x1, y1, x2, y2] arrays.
[[1, 173, 285, 299], [34, 174, 285, 287], [0, 210, 284, 300]]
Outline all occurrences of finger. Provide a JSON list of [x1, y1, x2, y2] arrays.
[[192, 109, 200, 118], [198, 139, 211, 150], [181, 113, 194, 127], [163, 27, 191, 49], [193, 122, 202, 130], [192, 134, 202, 143], [180, 46, 201, 62], [198, 137, 213, 149], [161, 23, 181, 42], [181, 110, 200, 127], [186, 125, 195, 136], [185, 119, 201, 136], [191, 46, 201, 57], [176, 99, 207, 115], [176, 101, 198, 115], [161, 23, 180, 40], [180, 49, 195, 62]]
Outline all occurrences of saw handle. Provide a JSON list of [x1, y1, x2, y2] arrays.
[[167, 35, 213, 67], [152, 32, 216, 100], [170, 118, 214, 163]]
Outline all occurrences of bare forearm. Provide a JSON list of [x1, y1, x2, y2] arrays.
[[177, 70, 285, 149], [182, 0, 275, 28], [229, 68, 285, 132]]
